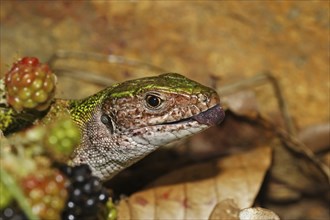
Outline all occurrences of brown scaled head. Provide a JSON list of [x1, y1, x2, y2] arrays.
[[101, 73, 223, 132]]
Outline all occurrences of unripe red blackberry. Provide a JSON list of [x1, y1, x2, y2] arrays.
[[20, 169, 68, 219], [4, 57, 56, 112]]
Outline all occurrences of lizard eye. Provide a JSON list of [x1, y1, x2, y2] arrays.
[[145, 94, 162, 109]]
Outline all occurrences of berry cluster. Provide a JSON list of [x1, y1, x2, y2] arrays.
[[20, 169, 68, 219], [4, 57, 56, 112], [59, 164, 110, 220]]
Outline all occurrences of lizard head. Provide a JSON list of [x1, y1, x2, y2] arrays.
[[70, 73, 225, 180]]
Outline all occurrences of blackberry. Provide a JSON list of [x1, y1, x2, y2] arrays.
[[20, 169, 68, 219], [4, 57, 56, 112], [59, 164, 110, 220], [0, 203, 27, 220]]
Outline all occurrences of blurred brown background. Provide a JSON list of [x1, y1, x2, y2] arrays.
[[0, 1, 329, 130]]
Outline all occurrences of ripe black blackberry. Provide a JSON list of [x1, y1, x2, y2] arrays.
[[0, 203, 27, 220], [59, 164, 109, 220]]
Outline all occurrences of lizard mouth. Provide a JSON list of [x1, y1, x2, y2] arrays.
[[161, 105, 225, 126]]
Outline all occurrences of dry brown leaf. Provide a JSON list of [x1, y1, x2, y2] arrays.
[[222, 90, 260, 119], [209, 199, 240, 220], [117, 146, 272, 220], [298, 123, 330, 154], [266, 136, 329, 202]]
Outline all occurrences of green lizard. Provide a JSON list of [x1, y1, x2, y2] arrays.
[[3, 73, 224, 180], [63, 73, 225, 180]]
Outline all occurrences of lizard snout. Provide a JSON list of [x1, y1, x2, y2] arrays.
[[192, 104, 225, 126]]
